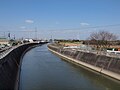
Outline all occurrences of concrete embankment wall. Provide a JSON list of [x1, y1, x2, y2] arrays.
[[0, 43, 40, 90], [48, 44, 120, 81]]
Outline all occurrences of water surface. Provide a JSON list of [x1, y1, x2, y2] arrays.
[[20, 45, 120, 90]]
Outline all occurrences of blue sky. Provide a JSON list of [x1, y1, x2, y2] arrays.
[[0, 0, 120, 39]]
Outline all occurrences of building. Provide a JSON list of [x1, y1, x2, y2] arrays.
[[0, 38, 9, 45]]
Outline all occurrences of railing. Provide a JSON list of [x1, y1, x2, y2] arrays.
[[0, 47, 13, 59], [48, 43, 120, 58], [0, 42, 41, 59]]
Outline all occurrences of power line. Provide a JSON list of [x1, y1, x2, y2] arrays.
[[0, 30, 36, 32], [48, 24, 120, 31], [0, 24, 120, 32]]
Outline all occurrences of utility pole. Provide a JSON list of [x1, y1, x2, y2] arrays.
[[49, 35, 53, 43], [35, 27, 37, 40], [8, 31, 10, 40], [3, 32, 5, 38], [14, 34, 15, 40]]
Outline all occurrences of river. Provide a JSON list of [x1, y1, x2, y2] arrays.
[[19, 45, 120, 90]]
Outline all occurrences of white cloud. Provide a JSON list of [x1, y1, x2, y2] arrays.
[[80, 22, 90, 26], [25, 19, 34, 24]]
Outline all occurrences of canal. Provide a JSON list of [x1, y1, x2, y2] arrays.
[[20, 45, 120, 90]]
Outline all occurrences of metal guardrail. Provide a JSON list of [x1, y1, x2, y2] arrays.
[[0, 42, 40, 59], [0, 47, 14, 59], [69, 49, 120, 58], [50, 43, 120, 58]]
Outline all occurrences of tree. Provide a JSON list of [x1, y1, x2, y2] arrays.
[[88, 31, 118, 49]]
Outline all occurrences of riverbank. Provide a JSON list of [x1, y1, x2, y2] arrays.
[[0, 43, 42, 90], [48, 43, 120, 81]]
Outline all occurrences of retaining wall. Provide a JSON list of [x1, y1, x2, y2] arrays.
[[48, 44, 120, 81], [0, 43, 40, 90]]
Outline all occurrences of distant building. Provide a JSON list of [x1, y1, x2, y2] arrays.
[[23, 38, 34, 43], [0, 38, 9, 45], [29, 39, 34, 43]]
